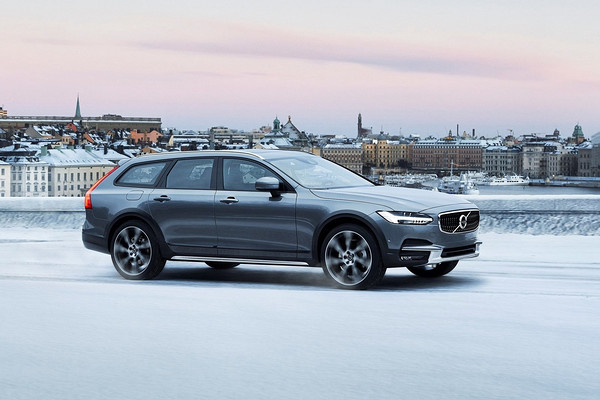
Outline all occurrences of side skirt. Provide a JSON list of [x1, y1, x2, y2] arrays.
[[170, 256, 311, 267]]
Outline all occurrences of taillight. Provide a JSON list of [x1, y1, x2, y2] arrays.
[[84, 166, 118, 209]]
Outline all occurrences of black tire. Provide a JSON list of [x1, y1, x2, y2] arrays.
[[205, 262, 239, 269], [110, 220, 165, 280], [407, 260, 458, 278], [321, 224, 385, 290]]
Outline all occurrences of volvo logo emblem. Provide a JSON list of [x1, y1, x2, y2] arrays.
[[458, 214, 468, 230]]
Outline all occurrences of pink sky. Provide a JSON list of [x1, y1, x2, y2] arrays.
[[2, 0, 600, 137]]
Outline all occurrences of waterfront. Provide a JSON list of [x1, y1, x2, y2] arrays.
[[421, 180, 600, 195], [477, 184, 600, 195]]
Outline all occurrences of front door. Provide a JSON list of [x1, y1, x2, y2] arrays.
[[215, 158, 297, 260]]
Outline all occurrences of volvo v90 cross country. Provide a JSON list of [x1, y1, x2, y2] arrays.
[[82, 150, 481, 289]]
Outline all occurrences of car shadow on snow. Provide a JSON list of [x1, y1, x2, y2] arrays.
[[158, 264, 330, 289], [156, 263, 483, 291], [377, 272, 482, 291]]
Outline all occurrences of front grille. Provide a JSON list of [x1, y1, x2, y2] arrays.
[[438, 209, 479, 233]]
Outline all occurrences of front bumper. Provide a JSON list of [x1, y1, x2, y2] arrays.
[[401, 241, 482, 265]]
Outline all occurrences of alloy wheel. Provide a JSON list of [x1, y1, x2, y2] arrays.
[[324, 230, 372, 286]]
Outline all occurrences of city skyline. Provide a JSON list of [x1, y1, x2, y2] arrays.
[[3, 1, 600, 137]]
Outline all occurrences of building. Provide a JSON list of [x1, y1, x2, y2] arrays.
[[280, 116, 309, 148], [208, 126, 248, 146], [0, 160, 10, 197], [259, 116, 309, 150], [570, 124, 585, 145], [24, 125, 59, 140], [168, 130, 209, 150], [482, 146, 523, 175], [321, 144, 363, 173], [0, 114, 162, 133], [521, 142, 546, 178], [361, 139, 411, 171], [0, 145, 49, 197], [411, 135, 483, 173], [357, 113, 372, 139], [0, 97, 161, 132], [592, 132, 600, 177], [521, 140, 577, 179], [129, 129, 163, 145], [379, 140, 409, 169], [545, 143, 577, 178], [577, 142, 593, 177], [38, 146, 117, 197]]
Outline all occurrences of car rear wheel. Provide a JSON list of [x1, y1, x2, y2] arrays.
[[407, 260, 458, 278], [205, 262, 239, 269], [111, 221, 165, 280], [321, 224, 385, 290]]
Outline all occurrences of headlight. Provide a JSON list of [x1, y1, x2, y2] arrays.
[[377, 211, 433, 225]]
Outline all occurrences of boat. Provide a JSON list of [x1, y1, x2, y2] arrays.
[[438, 173, 480, 195], [479, 174, 529, 186], [384, 173, 437, 188]]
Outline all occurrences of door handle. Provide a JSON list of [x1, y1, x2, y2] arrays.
[[153, 195, 171, 202], [220, 197, 239, 204]]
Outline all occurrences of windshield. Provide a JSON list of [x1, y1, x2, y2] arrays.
[[268, 154, 374, 189]]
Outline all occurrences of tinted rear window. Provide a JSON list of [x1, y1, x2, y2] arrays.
[[166, 158, 214, 189], [116, 161, 168, 187]]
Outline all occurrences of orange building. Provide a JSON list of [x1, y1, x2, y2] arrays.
[[129, 129, 163, 144]]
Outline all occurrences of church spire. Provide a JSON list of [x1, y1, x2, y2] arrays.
[[74, 94, 81, 119]]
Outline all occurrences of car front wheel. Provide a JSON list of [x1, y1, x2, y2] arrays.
[[407, 260, 458, 278], [111, 221, 165, 280], [321, 224, 385, 290]]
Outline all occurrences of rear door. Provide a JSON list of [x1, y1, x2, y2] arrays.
[[215, 157, 298, 260], [147, 157, 217, 256]]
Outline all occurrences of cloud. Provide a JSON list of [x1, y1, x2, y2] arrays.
[[133, 23, 542, 81]]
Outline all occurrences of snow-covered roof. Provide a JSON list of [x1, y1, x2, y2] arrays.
[[260, 136, 294, 147], [171, 137, 209, 144], [254, 143, 279, 150], [485, 145, 509, 151], [485, 145, 521, 152], [2, 156, 48, 166], [122, 149, 140, 158], [91, 148, 130, 162], [222, 144, 249, 150], [414, 138, 484, 146], [38, 148, 115, 167], [110, 140, 131, 147], [323, 143, 362, 149]]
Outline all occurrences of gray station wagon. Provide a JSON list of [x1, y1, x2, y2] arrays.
[[82, 150, 481, 289]]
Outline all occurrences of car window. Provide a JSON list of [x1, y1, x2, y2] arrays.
[[166, 158, 214, 190], [223, 158, 277, 191], [268, 155, 373, 189], [117, 161, 168, 187]]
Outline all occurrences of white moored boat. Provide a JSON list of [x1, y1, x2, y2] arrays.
[[481, 174, 529, 186], [438, 173, 480, 195]]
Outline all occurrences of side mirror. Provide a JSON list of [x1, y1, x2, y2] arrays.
[[255, 176, 282, 197]]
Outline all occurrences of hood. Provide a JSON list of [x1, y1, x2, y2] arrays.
[[310, 185, 474, 212]]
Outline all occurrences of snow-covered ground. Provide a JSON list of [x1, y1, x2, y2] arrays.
[[0, 225, 598, 399]]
